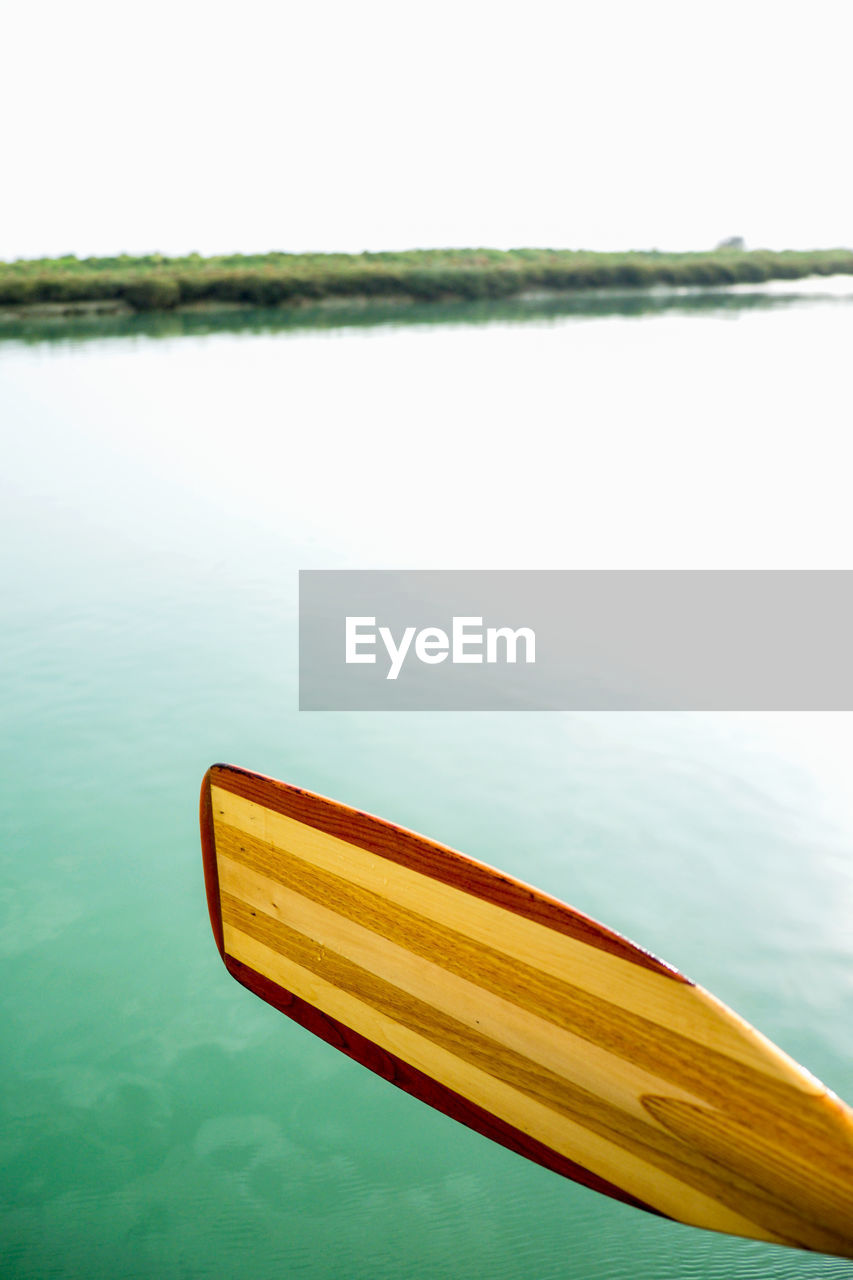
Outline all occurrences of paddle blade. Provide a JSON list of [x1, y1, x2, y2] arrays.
[[200, 763, 853, 1258]]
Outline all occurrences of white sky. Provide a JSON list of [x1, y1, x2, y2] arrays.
[[3, 0, 852, 262]]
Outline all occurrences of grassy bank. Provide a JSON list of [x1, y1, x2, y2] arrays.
[[2, 247, 852, 313]]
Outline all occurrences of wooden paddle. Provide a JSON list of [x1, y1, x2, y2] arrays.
[[200, 763, 853, 1258]]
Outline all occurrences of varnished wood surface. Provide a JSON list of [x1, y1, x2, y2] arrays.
[[200, 763, 853, 1258]]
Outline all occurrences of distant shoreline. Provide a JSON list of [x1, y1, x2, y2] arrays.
[[2, 247, 852, 315]]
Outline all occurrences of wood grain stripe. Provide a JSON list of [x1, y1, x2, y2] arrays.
[[211, 784, 817, 1088], [201, 766, 853, 1259], [222, 912, 780, 1244], [209, 763, 684, 978], [216, 825, 829, 1139], [223, 954, 667, 1217], [222, 894, 853, 1254], [218, 850, 698, 1122], [644, 1096, 853, 1240]]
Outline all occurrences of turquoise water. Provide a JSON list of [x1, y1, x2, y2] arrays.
[[2, 287, 853, 1278]]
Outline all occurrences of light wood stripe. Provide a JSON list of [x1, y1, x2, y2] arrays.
[[218, 850, 701, 1123], [644, 1096, 853, 1233], [215, 824, 835, 1144], [204, 770, 853, 1258], [222, 918, 780, 1245], [211, 784, 818, 1089], [220, 885, 852, 1254]]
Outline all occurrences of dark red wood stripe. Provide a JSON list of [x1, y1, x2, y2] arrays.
[[217, 821, 812, 1125], [207, 763, 688, 982], [222, 951, 666, 1219], [200, 769, 225, 958], [223, 898, 841, 1249]]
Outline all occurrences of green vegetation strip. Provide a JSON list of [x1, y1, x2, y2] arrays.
[[2, 247, 852, 312]]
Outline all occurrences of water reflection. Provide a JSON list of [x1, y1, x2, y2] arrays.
[[2, 278, 852, 347], [3, 281, 852, 1280]]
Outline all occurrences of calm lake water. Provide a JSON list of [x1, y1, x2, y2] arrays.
[[2, 284, 853, 1279]]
